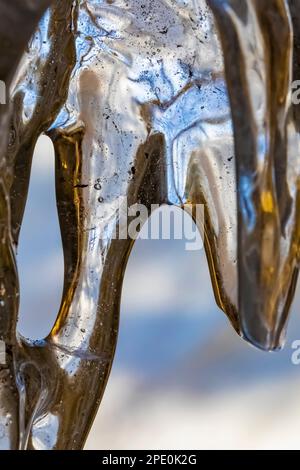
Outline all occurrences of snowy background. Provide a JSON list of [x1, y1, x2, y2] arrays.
[[17, 135, 300, 450]]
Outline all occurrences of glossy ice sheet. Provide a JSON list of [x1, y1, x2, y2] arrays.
[[0, 0, 300, 450]]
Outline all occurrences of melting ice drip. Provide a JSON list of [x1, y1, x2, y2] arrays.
[[0, 0, 300, 450]]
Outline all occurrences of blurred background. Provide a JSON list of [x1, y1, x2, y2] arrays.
[[17, 135, 300, 450]]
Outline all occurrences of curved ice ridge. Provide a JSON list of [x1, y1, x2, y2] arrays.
[[0, 0, 299, 450]]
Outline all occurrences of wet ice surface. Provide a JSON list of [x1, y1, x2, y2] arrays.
[[7, 0, 300, 449], [17, 136, 300, 450], [13, 0, 300, 449]]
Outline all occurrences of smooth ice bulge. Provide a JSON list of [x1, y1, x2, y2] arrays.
[[0, 0, 299, 450]]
